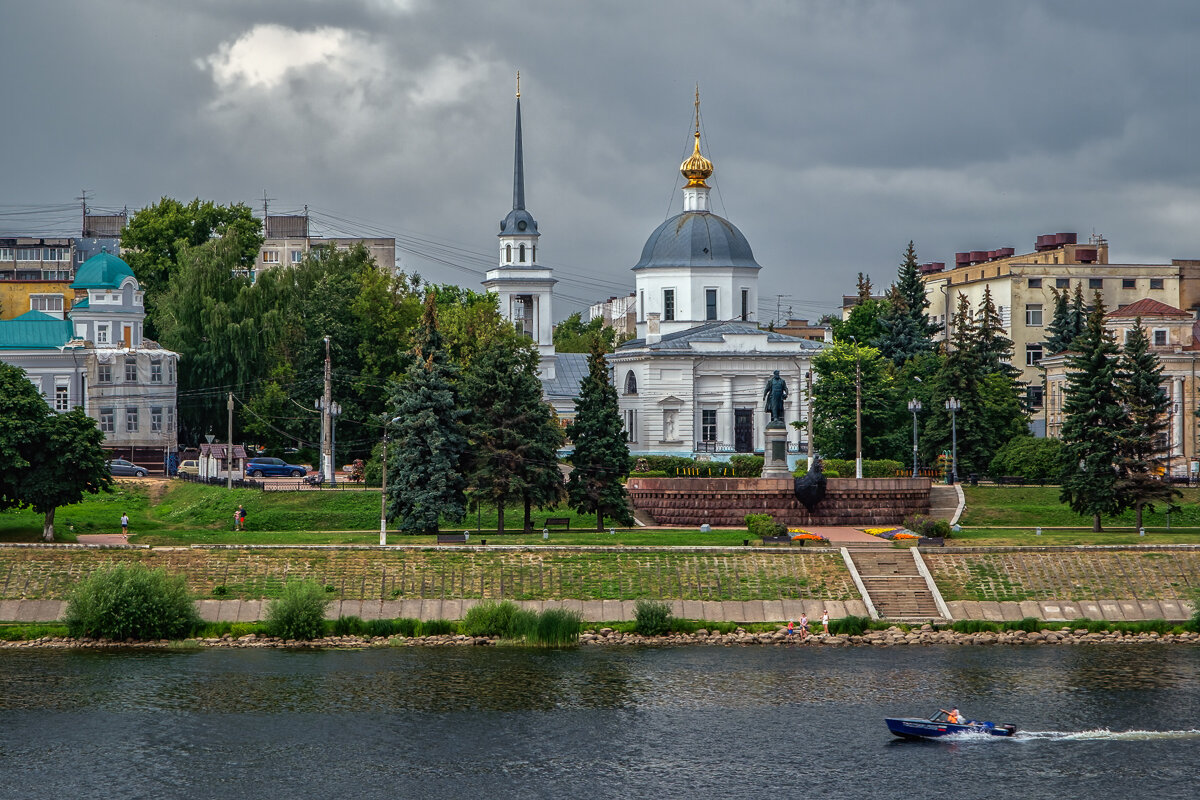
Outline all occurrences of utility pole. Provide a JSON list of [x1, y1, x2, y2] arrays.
[[321, 335, 333, 482], [226, 392, 234, 490], [805, 370, 815, 472]]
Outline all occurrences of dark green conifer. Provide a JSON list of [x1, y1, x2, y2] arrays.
[[1059, 294, 1128, 531], [385, 294, 469, 534], [565, 342, 633, 530]]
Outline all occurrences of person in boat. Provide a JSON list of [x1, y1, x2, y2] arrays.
[[939, 707, 962, 724]]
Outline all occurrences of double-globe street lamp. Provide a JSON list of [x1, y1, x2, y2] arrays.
[[907, 399, 922, 478], [945, 397, 961, 484], [379, 415, 402, 546]]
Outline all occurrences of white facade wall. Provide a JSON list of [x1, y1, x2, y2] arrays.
[[634, 266, 759, 338]]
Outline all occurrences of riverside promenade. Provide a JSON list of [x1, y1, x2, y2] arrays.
[[1, 541, 1196, 623]]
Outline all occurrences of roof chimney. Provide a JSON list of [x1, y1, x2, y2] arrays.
[[646, 312, 661, 345]]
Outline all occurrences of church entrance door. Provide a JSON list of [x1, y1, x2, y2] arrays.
[[734, 409, 753, 453]]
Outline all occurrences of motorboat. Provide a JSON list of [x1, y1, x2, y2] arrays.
[[886, 711, 1016, 739]]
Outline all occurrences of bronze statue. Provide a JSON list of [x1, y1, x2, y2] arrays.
[[794, 455, 827, 512], [763, 370, 789, 424]]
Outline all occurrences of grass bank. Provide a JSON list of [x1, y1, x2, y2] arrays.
[[959, 486, 1200, 528]]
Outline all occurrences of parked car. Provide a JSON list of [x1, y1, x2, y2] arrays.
[[177, 460, 199, 477], [108, 458, 148, 478], [244, 457, 307, 478]]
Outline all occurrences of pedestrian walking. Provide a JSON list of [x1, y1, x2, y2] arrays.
[[120, 513, 129, 536], [235, 505, 246, 531]]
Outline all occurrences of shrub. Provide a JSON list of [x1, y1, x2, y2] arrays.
[[903, 514, 952, 538], [526, 608, 583, 646], [390, 617, 422, 637], [264, 580, 331, 641], [820, 459, 903, 479], [729, 455, 764, 477], [988, 436, 1063, 483], [1003, 617, 1041, 633], [419, 619, 457, 636], [744, 513, 785, 538], [634, 599, 674, 636], [64, 563, 201, 641], [951, 619, 1002, 634], [463, 600, 523, 637], [332, 615, 367, 636], [828, 615, 871, 636]]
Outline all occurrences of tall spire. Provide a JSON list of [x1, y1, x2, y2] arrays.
[[512, 72, 525, 211], [680, 84, 713, 204]]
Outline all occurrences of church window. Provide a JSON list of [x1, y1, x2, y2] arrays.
[[705, 289, 717, 321], [741, 289, 749, 321], [624, 371, 637, 395], [639, 291, 644, 322], [623, 409, 637, 442], [505, 244, 512, 263], [531, 245, 536, 262], [663, 289, 675, 321], [701, 409, 717, 443], [519, 244, 526, 263]]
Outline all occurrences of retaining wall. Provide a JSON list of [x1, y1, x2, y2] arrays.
[[626, 476, 931, 527]]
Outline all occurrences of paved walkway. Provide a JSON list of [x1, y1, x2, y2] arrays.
[[76, 533, 130, 545], [806, 527, 889, 545]]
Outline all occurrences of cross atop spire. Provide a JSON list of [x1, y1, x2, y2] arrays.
[[694, 83, 701, 135], [516, 70, 520, 98]]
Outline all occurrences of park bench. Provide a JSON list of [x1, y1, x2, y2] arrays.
[[918, 536, 945, 547], [542, 517, 571, 531], [436, 533, 468, 544], [760, 534, 792, 545]]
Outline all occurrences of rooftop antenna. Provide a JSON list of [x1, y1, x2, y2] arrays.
[[77, 189, 90, 234], [261, 189, 275, 222]]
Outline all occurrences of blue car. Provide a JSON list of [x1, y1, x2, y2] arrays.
[[244, 457, 307, 478]]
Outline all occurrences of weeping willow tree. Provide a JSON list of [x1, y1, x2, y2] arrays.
[[154, 232, 281, 440]]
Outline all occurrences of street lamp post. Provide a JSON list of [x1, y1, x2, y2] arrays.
[[945, 397, 961, 484], [908, 398, 922, 478], [847, 336, 862, 479], [379, 415, 402, 546]]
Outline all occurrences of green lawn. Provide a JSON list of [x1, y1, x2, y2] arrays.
[[945, 527, 1200, 546], [959, 486, 1200, 528]]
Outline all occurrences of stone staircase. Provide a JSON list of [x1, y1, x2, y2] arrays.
[[928, 484, 961, 523], [847, 549, 944, 620]]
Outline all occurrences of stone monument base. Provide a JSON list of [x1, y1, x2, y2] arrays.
[[762, 424, 790, 478]]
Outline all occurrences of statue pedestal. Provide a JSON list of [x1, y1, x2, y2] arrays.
[[762, 423, 791, 478]]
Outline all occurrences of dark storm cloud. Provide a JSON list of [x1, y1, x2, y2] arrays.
[[2, 0, 1198, 318]]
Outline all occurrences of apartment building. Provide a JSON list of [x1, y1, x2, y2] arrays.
[[253, 214, 396, 279]]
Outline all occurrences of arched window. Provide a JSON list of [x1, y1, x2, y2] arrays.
[[531, 245, 536, 263], [624, 371, 637, 395], [505, 244, 512, 262], [519, 244, 526, 262]]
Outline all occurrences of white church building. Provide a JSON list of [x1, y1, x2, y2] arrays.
[[485, 87, 826, 461]]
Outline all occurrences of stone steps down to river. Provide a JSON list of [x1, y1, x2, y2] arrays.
[[848, 549, 944, 620], [927, 484, 961, 522]]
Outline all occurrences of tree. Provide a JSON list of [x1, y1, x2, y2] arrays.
[[121, 198, 261, 336], [896, 241, 941, 339], [973, 285, 1019, 378], [811, 341, 903, 460], [830, 297, 889, 346], [553, 311, 617, 354], [385, 294, 469, 534], [874, 285, 932, 365], [1045, 284, 1087, 355], [923, 293, 1025, 477], [1059, 295, 1128, 531], [0, 363, 112, 541], [1115, 318, 1178, 528], [460, 336, 565, 533], [565, 342, 633, 530]]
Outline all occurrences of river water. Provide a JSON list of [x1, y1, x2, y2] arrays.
[[1, 644, 1197, 799]]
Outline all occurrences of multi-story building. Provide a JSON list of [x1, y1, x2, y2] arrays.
[[588, 293, 637, 338], [773, 318, 832, 343], [921, 231, 1191, 410], [0, 252, 179, 470], [253, 214, 396, 280], [1042, 298, 1200, 479]]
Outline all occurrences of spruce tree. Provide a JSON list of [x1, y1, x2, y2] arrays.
[[386, 294, 469, 534], [973, 285, 1019, 378], [1115, 318, 1178, 527], [896, 240, 941, 339], [875, 284, 932, 366], [460, 336, 565, 533], [1043, 288, 1073, 355], [566, 342, 633, 530], [1059, 295, 1128, 531]]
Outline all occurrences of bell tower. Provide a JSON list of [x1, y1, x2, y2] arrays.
[[483, 73, 557, 379]]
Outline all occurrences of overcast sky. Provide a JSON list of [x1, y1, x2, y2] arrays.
[[3, 0, 1198, 322]]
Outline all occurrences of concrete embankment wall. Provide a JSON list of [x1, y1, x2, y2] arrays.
[[0, 544, 1196, 623], [626, 477, 931, 527]]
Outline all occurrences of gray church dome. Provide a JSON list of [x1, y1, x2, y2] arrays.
[[632, 211, 761, 271]]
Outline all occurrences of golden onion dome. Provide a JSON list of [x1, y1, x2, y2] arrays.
[[680, 131, 713, 187]]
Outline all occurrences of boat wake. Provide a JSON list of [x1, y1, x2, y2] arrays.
[[1015, 729, 1200, 742]]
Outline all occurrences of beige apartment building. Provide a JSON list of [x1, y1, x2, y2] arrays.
[[1042, 298, 1200, 480], [921, 231, 1195, 410], [252, 214, 396, 280]]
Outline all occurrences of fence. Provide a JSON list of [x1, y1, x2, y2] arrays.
[[177, 473, 264, 491]]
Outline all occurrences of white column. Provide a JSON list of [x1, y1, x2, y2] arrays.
[[1175, 377, 1185, 459], [719, 377, 734, 449]]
